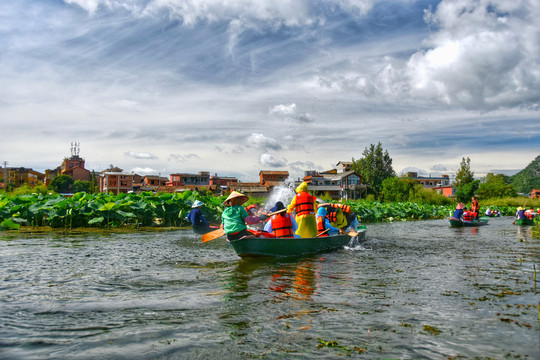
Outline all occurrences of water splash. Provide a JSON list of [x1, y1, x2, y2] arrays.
[[263, 177, 296, 211], [345, 235, 370, 251]]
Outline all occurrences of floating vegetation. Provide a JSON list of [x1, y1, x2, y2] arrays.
[[422, 325, 441, 336], [316, 338, 367, 355]]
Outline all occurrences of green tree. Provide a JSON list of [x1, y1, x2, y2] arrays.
[[476, 173, 517, 199], [509, 155, 540, 194], [352, 142, 395, 198], [454, 179, 480, 203], [454, 157, 474, 189], [380, 176, 419, 202], [48, 174, 74, 193], [89, 171, 99, 193], [453, 157, 477, 202], [73, 180, 91, 193]]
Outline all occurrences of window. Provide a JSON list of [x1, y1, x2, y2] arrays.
[[347, 175, 360, 185]]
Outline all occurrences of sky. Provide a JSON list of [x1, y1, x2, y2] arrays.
[[1, 0, 539, 182]]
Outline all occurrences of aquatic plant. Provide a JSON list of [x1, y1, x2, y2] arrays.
[[0, 191, 225, 230]]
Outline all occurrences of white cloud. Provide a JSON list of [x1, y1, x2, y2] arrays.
[[407, 0, 540, 109], [167, 153, 201, 162], [259, 153, 286, 168], [125, 151, 158, 160], [270, 103, 297, 116], [269, 103, 314, 123], [247, 133, 282, 151], [131, 167, 158, 175]]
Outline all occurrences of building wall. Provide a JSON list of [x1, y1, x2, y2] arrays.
[[260, 171, 289, 184], [100, 173, 134, 194]]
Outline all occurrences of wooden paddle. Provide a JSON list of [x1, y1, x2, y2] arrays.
[[266, 208, 287, 217], [201, 228, 225, 243], [347, 230, 359, 237], [317, 228, 330, 237]]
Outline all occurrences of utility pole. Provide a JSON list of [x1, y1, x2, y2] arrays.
[[2, 161, 7, 183]]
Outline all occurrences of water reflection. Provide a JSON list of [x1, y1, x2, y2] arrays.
[[269, 259, 321, 302]]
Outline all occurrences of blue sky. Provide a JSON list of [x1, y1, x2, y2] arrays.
[[1, 0, 539, 182]]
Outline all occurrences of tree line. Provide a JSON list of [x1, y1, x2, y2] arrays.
[[351, 142, 538, 204]]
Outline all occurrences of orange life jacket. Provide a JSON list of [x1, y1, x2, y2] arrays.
[[325, 206, 338, 223], [294, 192, 315, 216], [271, 214, 294, 238], [331, 203, 351, 215], [316, 216, 328, 237], [463, 211, 473, 221]]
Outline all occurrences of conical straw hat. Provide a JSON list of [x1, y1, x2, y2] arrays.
[[224, 191, 249, 206]]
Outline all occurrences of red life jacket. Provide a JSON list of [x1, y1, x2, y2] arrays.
[[316, 216, 328, 237], [294, 192, 315, 216], [463, 211, 473, 221], [271, 214, 294, 238]]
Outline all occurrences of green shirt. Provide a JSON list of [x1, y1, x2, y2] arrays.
[[222, 205, 248, 234]]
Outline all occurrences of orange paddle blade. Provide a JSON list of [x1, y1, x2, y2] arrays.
[[201, 228, 226, 243]]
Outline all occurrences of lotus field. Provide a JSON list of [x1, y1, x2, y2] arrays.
[[0, 191, 523, 230], [0, 191, 224, 230]]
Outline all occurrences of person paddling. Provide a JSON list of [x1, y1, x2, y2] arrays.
[[187, 200, 210, 227], [221, 191, 251, 241], [453, 203, 465, 220], [316, 207, 339, 237], [264, 201, 299, 238]]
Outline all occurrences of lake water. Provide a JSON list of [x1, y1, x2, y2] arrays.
[[1, 217, 539, 359]]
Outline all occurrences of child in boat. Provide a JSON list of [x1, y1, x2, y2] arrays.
[[316, 207, 340, 236]]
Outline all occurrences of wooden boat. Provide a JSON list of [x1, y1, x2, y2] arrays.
[[228, 229, 366, 258], [449, 217, 489, 227], [514, 218, 535, 226]]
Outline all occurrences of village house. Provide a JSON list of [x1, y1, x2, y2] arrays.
[[99, 171, 134, 194], [166, 171, 210, 187], [303, 162, 363, 200], [59, 142, 91, 182], [3, 167, 45, 188], [143, 175, 169, 188], [405, 172, 453, 197], [530, 189, 540, 199], [209, 174, 239, 187]]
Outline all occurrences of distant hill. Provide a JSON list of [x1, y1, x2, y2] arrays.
[[509, 155, 540, 194]]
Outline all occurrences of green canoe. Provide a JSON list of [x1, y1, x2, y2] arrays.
[[514, 218, 535, 226], [229, 229, 366, 258], [449, 217, 489, 227]]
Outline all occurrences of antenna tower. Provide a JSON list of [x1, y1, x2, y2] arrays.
[[71, 141, 80, 157]]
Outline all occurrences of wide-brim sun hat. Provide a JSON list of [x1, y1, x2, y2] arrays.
[[517, 207, 524, 211], [223, 191, 249, 206], [192, 200, 205, 208]]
